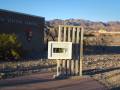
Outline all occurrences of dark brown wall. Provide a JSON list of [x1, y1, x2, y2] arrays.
[[0, 9, 45, 58]]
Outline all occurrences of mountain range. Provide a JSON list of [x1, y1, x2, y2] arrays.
[[47, 19, 120, 31]]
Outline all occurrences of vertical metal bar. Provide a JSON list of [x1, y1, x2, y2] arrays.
[[71, 27, 76, 75], [63, 26, 66, 41], [74, 27, 77, 75], [67, 27, 71, 75], [61, 26, 64, 74], [68, 27, 71, 42], [75, 28, 80, 75], [56, 25, 62, 76], [79, 27, 83, 76], [58, 25, 61, 42], [57, 59, 60, 76], [63, 26, 67, 76], [70, 28, 72, 75]]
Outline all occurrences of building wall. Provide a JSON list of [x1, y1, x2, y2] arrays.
[[0, 9, 45, 58]]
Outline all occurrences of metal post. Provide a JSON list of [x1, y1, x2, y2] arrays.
[[57, 59, 60, 76], [63, 27, 67, 75], [63, 27, 66, 41], [56, 25, 62, 77], [79, 27, 83, 76], [67, 27, 71, 75], [71, 27, 76, 75], [58, 25, 61, 41], [68, 27, 71, 42], [75, 28, 80, 75]]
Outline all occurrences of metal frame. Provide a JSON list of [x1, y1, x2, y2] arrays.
[[56, 25, 84, 77]]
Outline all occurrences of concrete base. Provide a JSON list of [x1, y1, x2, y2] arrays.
[[53, 74, 69, 79], [69, 75, 90, 80]]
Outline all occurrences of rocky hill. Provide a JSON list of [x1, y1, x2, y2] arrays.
[[47, 19, 120, 32]]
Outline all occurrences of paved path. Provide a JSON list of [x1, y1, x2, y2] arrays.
[[0, 72, 108, 90]]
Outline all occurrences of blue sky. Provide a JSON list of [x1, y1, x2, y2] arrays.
[[0, 0, 120, 22]]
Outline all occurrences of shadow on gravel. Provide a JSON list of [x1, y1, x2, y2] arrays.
[[83, 67, 120, 75], [111, 87, 120, 90], [84, 46, 120, 55], [0, 77, 56, 87]]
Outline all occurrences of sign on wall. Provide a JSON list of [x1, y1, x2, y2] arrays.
[[48, 41, 72, 59]]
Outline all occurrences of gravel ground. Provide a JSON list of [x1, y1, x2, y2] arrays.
[[0, 54, 120, 89], [83, 54, 120, 89], [0, 72, 108, 90]]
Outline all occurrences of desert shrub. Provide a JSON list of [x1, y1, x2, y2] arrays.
[[0, 33, 23, 61]]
